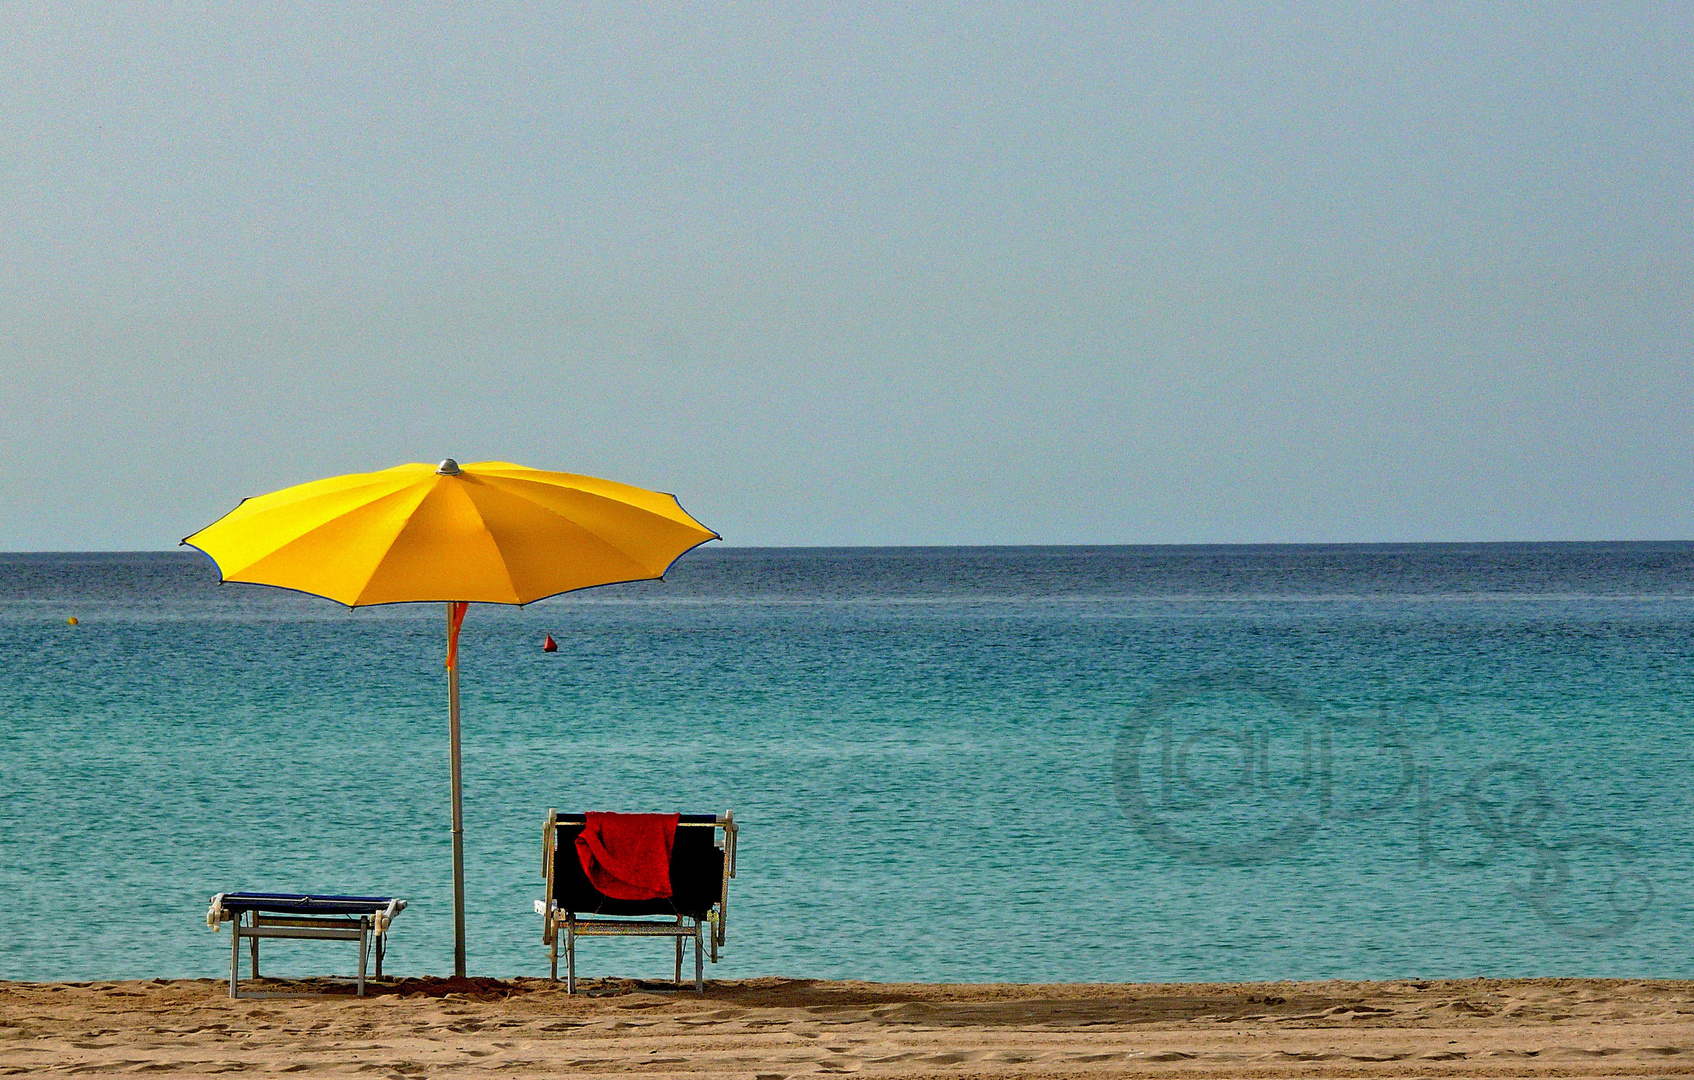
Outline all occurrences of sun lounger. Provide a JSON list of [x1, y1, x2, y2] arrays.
[[206, 892, 406, 998], [535, 810, 737, 993]]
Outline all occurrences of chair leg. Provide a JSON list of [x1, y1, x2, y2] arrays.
[[250, 928, 259, 980], [375, 933, 384, 979], [674, 922, 684, 986], [549, 922, 558, 983], [565, 921, 576, 995], [357, 921, 368, 997], [229, 919, 241, 999], [694, 923, 704, 992]]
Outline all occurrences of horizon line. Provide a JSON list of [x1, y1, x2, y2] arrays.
[[4, 538, 1693, 556]]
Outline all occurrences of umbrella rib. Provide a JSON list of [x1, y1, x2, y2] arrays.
[[341, 483, 478, 606], [350, 476, 524, 606], [501, 500, 660, 580], [455, 477, 526, 602], [214, 484, 427, 589], [477, 474, 714, 565], [470, 503, 522, 603]]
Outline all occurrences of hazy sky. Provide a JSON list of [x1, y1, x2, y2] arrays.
[[2, 3, 1689, 549]]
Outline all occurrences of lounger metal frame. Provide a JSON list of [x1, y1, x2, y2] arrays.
[[208, 893, 405, 999], [539, 810, 738, 994]]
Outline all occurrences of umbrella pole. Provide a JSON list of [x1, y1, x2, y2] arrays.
[[447, 603, 467, 978]]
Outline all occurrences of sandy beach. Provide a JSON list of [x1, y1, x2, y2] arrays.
[[3, 976, 1692, 1077]]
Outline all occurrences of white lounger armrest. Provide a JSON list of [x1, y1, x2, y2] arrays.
[[207, 894, 227, 931], [374, 898, 406, 936]]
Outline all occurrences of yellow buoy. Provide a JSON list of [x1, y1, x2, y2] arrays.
[[66, 616, 78, 626]]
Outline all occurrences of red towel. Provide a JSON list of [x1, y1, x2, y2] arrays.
[[575, 812, 679, 900]]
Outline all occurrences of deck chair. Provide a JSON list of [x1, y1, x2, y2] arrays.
[[536, 809, 737, 993]]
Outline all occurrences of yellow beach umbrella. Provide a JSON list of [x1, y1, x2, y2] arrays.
[[183, 459, 717, 976]]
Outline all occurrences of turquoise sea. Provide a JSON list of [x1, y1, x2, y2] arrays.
[[2, 544, 1692, 984]]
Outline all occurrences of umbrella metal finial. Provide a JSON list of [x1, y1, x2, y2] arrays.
[[437, 458, 462, 475]]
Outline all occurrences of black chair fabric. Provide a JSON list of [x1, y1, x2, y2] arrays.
[[553, 814, 725, 919]]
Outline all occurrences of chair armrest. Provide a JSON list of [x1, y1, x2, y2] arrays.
[[535, 898, 557, 944]]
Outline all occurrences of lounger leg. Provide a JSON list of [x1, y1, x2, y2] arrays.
[[549, 920, 558, 983], [358, 920, 368, 997], [375, 933, 384, 979], [230, 917, 241, 999], [674, 920, 683, 986], [694, 922, 704, 993], [250, 928, 259, 980]]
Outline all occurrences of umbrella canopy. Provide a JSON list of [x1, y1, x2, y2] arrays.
[[183, 459, 717, 976], [185, 459, 716, 606]]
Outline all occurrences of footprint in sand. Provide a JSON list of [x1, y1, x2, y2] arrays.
[[1325, 1003, 1394, 1016], [1348, 1052, 1407, 1061]]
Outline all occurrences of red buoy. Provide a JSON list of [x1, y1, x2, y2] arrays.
[[542, 633, 558, 652]]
